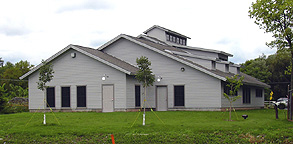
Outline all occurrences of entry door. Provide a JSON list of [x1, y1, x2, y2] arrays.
[[157, 86, 168, 111], [102, 85, 114, 112]]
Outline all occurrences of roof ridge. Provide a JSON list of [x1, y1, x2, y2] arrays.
[[143, 25, 191, 39]]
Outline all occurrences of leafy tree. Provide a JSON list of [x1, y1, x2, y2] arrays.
[[249, 0, 292, 119], [241, 54, 271, 83], [0, 60, 33, 91], [223, 75, 244, 121], [37, 60, 54, 125], [249, 0, 292, 51], [8, 84, 28, 99], [241, 51, 290, 100], [0, 58, 3, 67], [37, 60, 54, 91], [0, 83, 7, 113], [135, 56, 155, 126], [266, 50, 291, 100]]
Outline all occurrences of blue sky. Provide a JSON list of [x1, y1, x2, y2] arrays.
[[0, 0, 276, 65]]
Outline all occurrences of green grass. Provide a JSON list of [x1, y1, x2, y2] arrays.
[[0, 109, 292, 143]]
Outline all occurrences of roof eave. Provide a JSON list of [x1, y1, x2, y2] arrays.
[[110, 35, 227, 81], [20, 44, 134, 80], [143, 25, 191, 39]]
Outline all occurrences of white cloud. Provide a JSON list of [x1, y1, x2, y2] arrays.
[[0, 0, 277, 65]]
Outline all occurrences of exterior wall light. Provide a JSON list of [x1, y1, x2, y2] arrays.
[[157, 76, 162, 82], [102, 74, 109, 81], [71, 52, 76, 58], [181, 67, 185, 72]]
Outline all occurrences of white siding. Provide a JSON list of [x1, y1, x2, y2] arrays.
[[182, 49, 219, 59], [221, 83, 264, 108], [229, 66, 240, 74], [145, 28, 166, 43], [126, 75, 141, 108], [29, 49, 127, 110], [216, 63, 226, 72], [104, 38, 222, 109], [181, 56, 212, 69], [28, 72, 44, 109]]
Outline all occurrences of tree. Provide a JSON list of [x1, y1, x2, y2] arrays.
[[249, 0, 292, 120], [8, 84, 28, 99], [135, 56, 155, 126], [0, 60, 33, 91], [241, 54, 271, 84], [266, 50, 291, 100], [0, 83, 7, 113], [241, 51, 291, 100], [0, 58, 3, 67], [37, 60, 54, 124], [223, 75, 244, 121]]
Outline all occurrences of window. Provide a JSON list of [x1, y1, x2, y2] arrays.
[[165, 32, 187, 45], [62, 87, 70, 107], [46, 87, 55, 107], [256, 89, 263, 97], [224, 83, 238, 96], [135, 85, 141, 107], [225, 64, 229, 72], [243, 87, 251, 104], [174, 86, 184, 106], [212, 61, 216, 69], [182, 39, 186, 45], [166, 33, 170, 41], [77, 86, 86, 107]]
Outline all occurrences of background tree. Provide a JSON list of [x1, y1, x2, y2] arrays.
[[223, 75, 244, 121], [241, 51, 290, 100], [37, 60, 54, 124], [0, 83, 7, 113], [249, 0, 292, 119], [135, 56, 155, 126], [0, 58, 3, 67], [0, 60, 33, 92], [266, 50, 291, 99], [241, 54, 271, 83]]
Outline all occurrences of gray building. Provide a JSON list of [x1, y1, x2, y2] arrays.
[[20, 25, 270, 112]]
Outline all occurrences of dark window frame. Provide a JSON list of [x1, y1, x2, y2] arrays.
[[174, 85, 185, 107], [135, 85, 141, 107], [223, 82, 238, 96], [243, 86, 251, 104], [165, 32, 187, 46], [256, 88, 263, 98], [77, 86, 86, 107], [46, 87, 55, 108], [61, 86, 71, 107]]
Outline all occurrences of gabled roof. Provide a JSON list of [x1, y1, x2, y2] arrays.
[[139, 34, 233, 57], [98, 34, 270, 88], [143, 25, 191, 39], [211, 70, 270, 88], [20, 44, 138, 80], [173, 45, 233, 57], [99, 34, 226, 81]]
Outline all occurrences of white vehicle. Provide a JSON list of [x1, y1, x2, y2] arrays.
[[274, 98, 288, 109]]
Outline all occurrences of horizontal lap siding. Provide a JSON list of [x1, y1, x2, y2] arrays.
[[104, 38, 222, 109], [221, 83, 264, 108], [182, 57, 212, 69], [29, 72, 44, 109], [182, 49, 218, 58], [28, 49, 126, 110]]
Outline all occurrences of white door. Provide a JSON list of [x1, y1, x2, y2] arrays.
[[157, 86, 167, 111], [102, 85, 114, 112]]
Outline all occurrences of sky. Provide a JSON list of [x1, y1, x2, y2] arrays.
[[0, 0, 277, 66]]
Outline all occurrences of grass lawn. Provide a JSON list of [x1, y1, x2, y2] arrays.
[[0, 109, 292, 143]]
